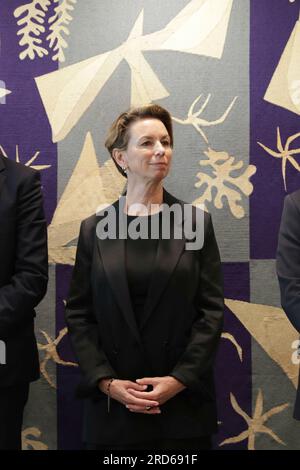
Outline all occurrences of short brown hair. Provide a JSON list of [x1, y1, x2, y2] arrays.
[[104, 104, 173, 178]]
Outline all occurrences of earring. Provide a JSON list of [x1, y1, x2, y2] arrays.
[[122, 166, 128, 174]]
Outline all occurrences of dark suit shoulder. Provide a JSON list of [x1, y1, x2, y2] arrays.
[[286, 189, 300, 213], [80, 213, 98, 238]]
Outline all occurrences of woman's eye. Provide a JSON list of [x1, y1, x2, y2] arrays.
[[141, 141, 151, 146], [162, 141, 170, 146]]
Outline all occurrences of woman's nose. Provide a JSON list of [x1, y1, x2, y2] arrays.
[[154, 141, 165, 156]]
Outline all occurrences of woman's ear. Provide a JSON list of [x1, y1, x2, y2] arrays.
[[112, 148, 125, 168]]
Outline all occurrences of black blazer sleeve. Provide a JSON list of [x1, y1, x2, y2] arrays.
[[277, 193, 300, 333], [65, 219, 117, 396], [0, 170, 48, 337], [169, 212, 224, 392]]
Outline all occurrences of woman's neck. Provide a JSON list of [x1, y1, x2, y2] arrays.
[[125, 183, 163, 215]]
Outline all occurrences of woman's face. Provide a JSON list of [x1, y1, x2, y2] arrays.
[[120, 118, 173, 182]]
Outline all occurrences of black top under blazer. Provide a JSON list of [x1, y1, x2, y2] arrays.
[[0, 155, 48, 388], [65, 189, 224, 445], [277, 189, 300, 420]]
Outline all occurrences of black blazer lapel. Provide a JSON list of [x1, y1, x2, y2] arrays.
[[96, 201, 142, 346], [96, 189, 187, 338]]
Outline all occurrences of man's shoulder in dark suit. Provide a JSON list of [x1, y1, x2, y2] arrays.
[[285, 188, 300, 211], [0, 153, 39, 182]]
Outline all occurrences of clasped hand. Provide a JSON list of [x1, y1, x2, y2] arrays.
[[104, 376, 186, 415]]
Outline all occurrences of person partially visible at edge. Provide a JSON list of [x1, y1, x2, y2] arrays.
[[65, 104, 224, 450], [0, 153, 48, 450], [277, 190, 300, 421]]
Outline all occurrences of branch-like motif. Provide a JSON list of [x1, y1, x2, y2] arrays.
[[193, 147, 256, 219], [14, 0, 51, 60], [172, 94, 238, 144], [47, 0, 77, 62]]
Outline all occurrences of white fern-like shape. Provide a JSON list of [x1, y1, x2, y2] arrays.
[[47, 0, 76, 62], [14, 0, 51, 60]]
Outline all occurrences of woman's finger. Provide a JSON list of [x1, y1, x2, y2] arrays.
[[127, 382, 148, 391], [127, 388, 157, 400], [125, 395, 159, 407]]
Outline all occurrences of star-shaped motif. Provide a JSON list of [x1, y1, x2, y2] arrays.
[[0, 144, 51, 171], [220, 389, 289, 450], [257, 127, 300, 191]]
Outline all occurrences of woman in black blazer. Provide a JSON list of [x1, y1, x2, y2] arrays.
[[65, 104, 224, 450]]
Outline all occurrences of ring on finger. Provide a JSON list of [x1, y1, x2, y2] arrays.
[[146, 406, 152, 410]]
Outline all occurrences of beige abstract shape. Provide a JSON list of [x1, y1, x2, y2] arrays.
[[258, 127, 300, 192], [121, 10, 169, 106], [173, 94, 238, 144], [35, 50, 119, 142], [22, 427, 48, 450], [221, 332, 243, 361], [0, 86, 11, 100], [35, 0, 233, 142], [128, 51, 169, 107], [225, 299, 299, 388], [160, 0, 233, 58], [220, 389, 289, 449], [37, 327, 78, 389], [264, 17, 300, 115], [193, 148, 256, 218], [48, 131, 124, 265]]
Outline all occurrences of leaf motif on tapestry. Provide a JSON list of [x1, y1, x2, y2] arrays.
[[14, 0, 51, 60], [172, 94, 238, 144], [47, 0, 77, 62], [34, 0, 234, 142], [48, 132, 125, 265], [219, 389, 289, 450], [0, 144, 51, 171], [257, 127, 300, 192], [14, 0, 76, 62], [193, 148, 256, 219], [264, 13, 300, 115]]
